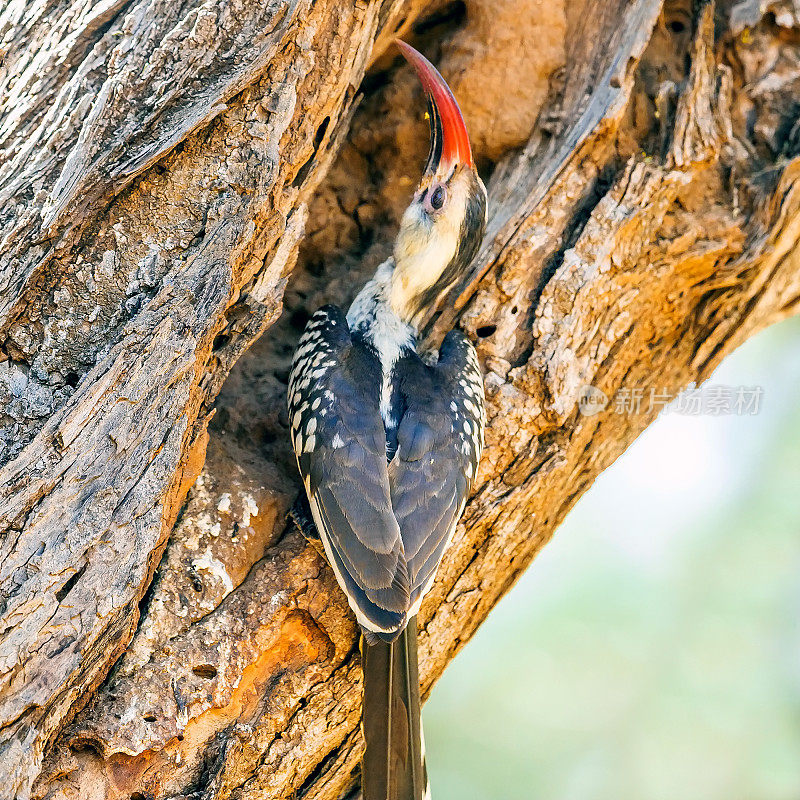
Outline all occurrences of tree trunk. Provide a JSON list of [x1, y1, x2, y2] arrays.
[[1, 0, 798, 798]]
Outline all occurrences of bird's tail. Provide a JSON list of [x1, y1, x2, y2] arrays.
[[361, 616, 429, 800]]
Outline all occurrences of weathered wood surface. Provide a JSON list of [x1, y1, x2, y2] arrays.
[[0, 0, 798, 798], [0, 0, 416, 795]]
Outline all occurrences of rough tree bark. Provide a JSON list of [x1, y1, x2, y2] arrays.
[[1, 0, 799, 798]]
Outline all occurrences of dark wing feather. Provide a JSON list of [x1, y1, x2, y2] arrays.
[[288, 306, 409, 634], [389, 330, 485, 607]]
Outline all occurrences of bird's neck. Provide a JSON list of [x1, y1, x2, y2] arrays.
[[347, 260, 417, 432], [346, 260, 417, 363]]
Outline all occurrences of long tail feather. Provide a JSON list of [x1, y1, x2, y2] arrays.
[[361, 617, 428, 800]]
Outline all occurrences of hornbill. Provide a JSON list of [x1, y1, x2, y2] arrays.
[[288, 40, 487, 800]]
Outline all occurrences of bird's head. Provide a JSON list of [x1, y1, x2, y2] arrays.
[[389, 41, 487, 328]]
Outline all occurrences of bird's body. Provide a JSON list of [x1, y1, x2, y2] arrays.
[[289, 261, 484, 637], [288, 41, 487, 800]]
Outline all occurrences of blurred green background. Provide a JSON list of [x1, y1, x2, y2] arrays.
[[425, 317, 800, 800]]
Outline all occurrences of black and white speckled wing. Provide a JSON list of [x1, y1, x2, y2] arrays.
[[389, 329, 485, 609], [288, 306, 410, 634]]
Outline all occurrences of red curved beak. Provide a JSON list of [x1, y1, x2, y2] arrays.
[[395, 40, 474, 172]]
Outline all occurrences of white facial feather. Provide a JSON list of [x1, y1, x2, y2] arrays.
[[345, 167, 479, 432], [389, 169, 472, 323]]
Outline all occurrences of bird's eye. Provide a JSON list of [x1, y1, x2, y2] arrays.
[[425, 184, 447, 213]]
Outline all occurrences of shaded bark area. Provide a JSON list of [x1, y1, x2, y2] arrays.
[[0, 0, 798, 798]]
